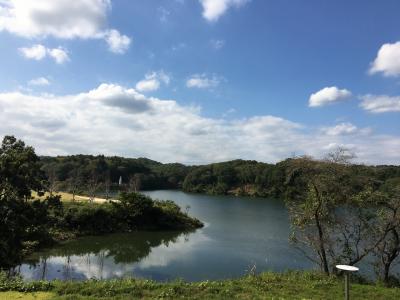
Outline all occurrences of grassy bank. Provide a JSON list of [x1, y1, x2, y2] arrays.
[[0, 271, 399, 299]]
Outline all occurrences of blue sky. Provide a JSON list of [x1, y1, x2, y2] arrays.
[[0, 0, 399, 164]]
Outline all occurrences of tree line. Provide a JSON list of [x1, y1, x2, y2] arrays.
[[40, 155, 191, 198], [39, 151, 400, 200]]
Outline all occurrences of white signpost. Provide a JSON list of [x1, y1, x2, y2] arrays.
[[336, 265, 359, 300]]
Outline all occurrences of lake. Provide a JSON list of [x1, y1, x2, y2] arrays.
[[16, 190, 313, 281]]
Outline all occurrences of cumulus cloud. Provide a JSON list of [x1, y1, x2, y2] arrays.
[[0, 84, 399, 165], [199, 0, 250, 22], [186, 74, 220, 89], [28, 77, 50, 86], [135, 71, 170, 93], [104, 29, 131, 54], [369, 41, 400, 77], [19, 44, 69, 64], [18, 44, 47, 60], [323, 123, 357, 136], [47, 47, 69, 64], [321, 122, 371, 136], [0, 0, 130, 54], [309, 86, 352, 107], [360, 95, 400, 113]]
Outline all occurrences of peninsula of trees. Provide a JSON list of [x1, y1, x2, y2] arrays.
[[0, 136, 202, 270]]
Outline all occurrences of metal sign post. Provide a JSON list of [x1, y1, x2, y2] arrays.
[[336, 265, 359, 300]]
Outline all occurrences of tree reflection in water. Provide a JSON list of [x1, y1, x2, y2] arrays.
[[18, 230, 188, 280]]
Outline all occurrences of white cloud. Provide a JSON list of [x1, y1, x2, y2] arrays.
[[369, 41, 400, 77], [323, 123, 357, 136], [309, 86, 352, 107], [136, 79, 160, 93], [19, 44, 69, 64], [186, 74, 220, 89], [135, 71, 170, 93], [199, 0, 250, 22], [47, 47, 69, 64], [28, 77, 50, 86], [0, 0, 130, 54], [210, 39, 225, 50], [322, 122, 371, 136], [360, 95, 400, 113], [0, 84, 399, 165], [0, 0, 110, 38], [104, 29, 131, 54], [18, 44, 47, 60]]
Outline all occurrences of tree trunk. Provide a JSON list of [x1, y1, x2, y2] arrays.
[[315, 213, 330, 274], [313, 183, 330, 275], [382, 229, 400, 285], [383, 263, 390, 283]]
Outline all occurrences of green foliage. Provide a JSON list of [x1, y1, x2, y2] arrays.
[[1, 271, 400, 299], [38, 149, 400, 199], [284, 156, 400, 284], [182, 159, 286, 196], [0, 272, 53, 292], [44, 193, 203, 237], [0, 135, 45, 199], [0, 136, 202, 270], [0, 136, 50, 268], [40, 155, 191, 192], [59, 202, 118, 234]]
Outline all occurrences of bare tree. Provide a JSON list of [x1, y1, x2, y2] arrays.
[[285, 149, 379, 275], [44, 167, 58, 196], [324, 146, 356, 165], [104, 171, 112, 201], [87, 173, 102, 203], [128, 174, 141, 193], [285, 157, 340, 274], [67, 169, 82, 202]]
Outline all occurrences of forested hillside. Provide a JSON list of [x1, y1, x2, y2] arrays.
[[39, 155, 192, 193], [39, 155, 400, 198]]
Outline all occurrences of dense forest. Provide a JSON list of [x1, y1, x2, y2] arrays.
[[40, 154, 400, 198]]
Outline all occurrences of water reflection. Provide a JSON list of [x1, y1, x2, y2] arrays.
[[19, 230, 203, 281], [17, 190, 313, 282]]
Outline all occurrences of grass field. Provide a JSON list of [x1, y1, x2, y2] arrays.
[[31, 191, 114, 203], [0, 271, 399, 300]]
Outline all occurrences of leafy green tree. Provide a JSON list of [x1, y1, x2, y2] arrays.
[[0, 136, 44, 199], [0, 188, 26, 267], [112, 192, 154, 227], [0, 136, 48, 268]]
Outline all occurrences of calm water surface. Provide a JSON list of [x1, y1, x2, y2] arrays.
[[17, 190, 313, 281]]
